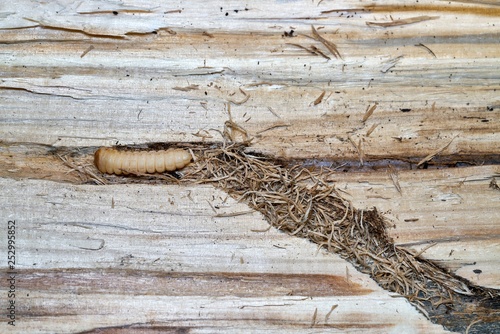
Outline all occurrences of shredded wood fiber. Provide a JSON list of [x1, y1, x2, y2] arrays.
[[180, 142, 499, 331]]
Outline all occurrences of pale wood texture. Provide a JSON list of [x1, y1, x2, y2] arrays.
[[329, 165, 500, 290], [1, 178, 449, 333], [1, 0, 499, 333]]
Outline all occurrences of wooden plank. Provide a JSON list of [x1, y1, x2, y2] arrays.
[[0, 178, 449, 333], [0, 141, 498, 332], [0, 1, 498, 158], [1, 0, 499, 332], [328, 165, 500, 290]]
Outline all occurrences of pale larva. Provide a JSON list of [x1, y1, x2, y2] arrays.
[[94, 147, 192, 175]]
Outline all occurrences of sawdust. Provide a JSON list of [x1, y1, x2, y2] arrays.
[[182, 142, 479, 302]]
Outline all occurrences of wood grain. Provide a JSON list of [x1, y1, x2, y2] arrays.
[[0, 178, 449, 333], [1, 0, 499, 333]]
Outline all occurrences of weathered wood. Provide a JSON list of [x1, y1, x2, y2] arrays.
[[0, 178, 449, 333], [1, 1, 499, 159], [1, 0, 499, 333], [329, 165, 500, 290], [1, 142, 498, 333], [1, 142, 498, 291]]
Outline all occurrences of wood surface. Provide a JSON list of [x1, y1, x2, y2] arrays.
[[1, 0, 499, 333]]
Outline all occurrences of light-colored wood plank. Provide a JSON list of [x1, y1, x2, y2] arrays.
[[1, 0, 499, 332], [328, 165, 500, 289], [0, 178, 449, 333], [0, 1, 498, 158]]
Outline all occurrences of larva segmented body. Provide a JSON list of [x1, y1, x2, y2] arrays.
[[94, 147, 192, 175]]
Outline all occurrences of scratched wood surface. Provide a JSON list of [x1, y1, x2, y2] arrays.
[[1, 177, 450, 333], [1, 0, 499, 333]]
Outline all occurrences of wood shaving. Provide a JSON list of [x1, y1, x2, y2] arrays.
[[366, 16, 439, 27]]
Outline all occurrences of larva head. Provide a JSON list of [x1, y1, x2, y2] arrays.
[[174, 149, 193, 169]]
